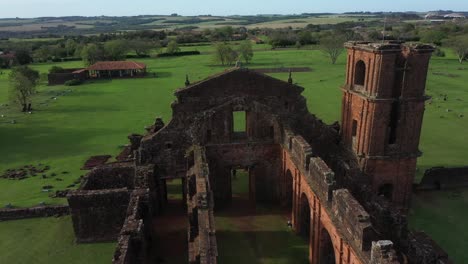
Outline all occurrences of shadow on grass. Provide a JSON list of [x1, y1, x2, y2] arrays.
[[155, 72, 173, 78], [0, 125, 123, 165]]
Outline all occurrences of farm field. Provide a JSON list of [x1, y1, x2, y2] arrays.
[[0, 45, 467, 263], [0, 14, 390, 34]]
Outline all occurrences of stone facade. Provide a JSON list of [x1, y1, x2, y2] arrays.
[[65, 41, 451, 264], [341, 41, 434, 208]]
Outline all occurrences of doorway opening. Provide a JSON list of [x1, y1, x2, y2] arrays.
[[319, 228, 336, 264]]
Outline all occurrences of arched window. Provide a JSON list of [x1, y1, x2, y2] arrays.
[[354, 60, 366, 86], [319, 228, 336, 264], [285, 170, 293, 209], [300, 194, 311, 241]]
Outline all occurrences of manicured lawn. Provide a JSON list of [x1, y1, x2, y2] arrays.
[[0, 216, 116, 264], [0, 45, 467, 263]]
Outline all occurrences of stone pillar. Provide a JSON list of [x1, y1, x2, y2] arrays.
[[370, 240, 399, 264]]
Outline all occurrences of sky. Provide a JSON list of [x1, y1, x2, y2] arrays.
[[0, 0, 467, 18]]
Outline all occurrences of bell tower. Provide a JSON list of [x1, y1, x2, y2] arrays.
[[341, 41, 434, 208]]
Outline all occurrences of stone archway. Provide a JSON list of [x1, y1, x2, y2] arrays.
[[284, 169, 293, 209], [299, 193, 311, 241], [319, 228, 336, 264]]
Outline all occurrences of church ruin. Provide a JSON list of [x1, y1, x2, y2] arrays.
[[67, 41, 452, 264]]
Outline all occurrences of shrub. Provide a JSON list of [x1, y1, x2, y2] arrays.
[[64, 79, 82, 86], [49, 66, 66, 74], [156, 51, 201, 57], [434, 48, 446, 57]]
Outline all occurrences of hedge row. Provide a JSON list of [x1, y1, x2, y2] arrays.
[[156, 51, 201, 58]]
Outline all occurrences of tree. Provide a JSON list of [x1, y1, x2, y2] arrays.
[[13, 66, 40, 86], [49, 66, 66, 74], [65, 39, 76, 57], [81, 43, 104, 66], [130, 39, 154, 56], [104, 40, 129, 61], [446, 36, 468, 64], [237, 40, 254, 64], [420, 30, 447, 46], [298, 31, 315, 45], [214, 43, 238, 66], [15, 48, 33, 65], [34, 46, 52, 62], [166, 40, 180, 54], [8, 66, 39, 111], [320, 34, 346, 64]]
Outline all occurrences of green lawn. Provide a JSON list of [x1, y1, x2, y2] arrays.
[[217, 170, 309, 263], [0, 45, 467, 263], [0, 216, 115, 264]]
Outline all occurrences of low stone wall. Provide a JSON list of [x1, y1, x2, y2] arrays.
[[187, 147, 218, 264], [81, 162, 135, 190], [68, 188, 131, 243], [418, 166, 468, 190], [0, 205, 69, 221], [112, 190, 151, 264]]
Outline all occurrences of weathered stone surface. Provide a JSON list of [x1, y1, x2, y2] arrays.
[[65, 42, 449, 264], [0, 205, 69, 221]]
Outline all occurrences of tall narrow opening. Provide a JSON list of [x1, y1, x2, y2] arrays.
[[319, 228, 336, 264], [231, 168, 250, 200], [300, 194, 311, 241], [354, 60, 366, 86], [352, 120, 358, 137], [206, 129, 212, 142], [392, 58, 406, 98], [284, 170, 293, 210], [153, 178, 188, 263], [352, 119, 358, 149], [233, 111, 246, 132], [388, 101, 400, 144]]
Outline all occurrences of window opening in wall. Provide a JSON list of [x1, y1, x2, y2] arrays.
[[354, 60, 366, 86], [269, 126, 275, 139], [231, 168, 250, 199], [233, 111, 246, 132], [352, 120, 358, 137], [206, 129, 212, 142], [378, 184, 394, 200], [388, 101, 399, 144]]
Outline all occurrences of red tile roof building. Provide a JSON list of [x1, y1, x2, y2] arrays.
[[84, 61, 147, 78]]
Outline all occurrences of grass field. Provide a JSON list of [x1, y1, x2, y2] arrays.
[[0, 45, 467, 263], [0, 216, 116, 264], [216, 170, 309, 264]]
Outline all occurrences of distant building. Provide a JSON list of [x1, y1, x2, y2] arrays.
[[444, 13, 466, 19], [47, 61, 147, 85], [86, 61, 147, 79], [0, 51, 16, 68], [425, 12, 445, 20]]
